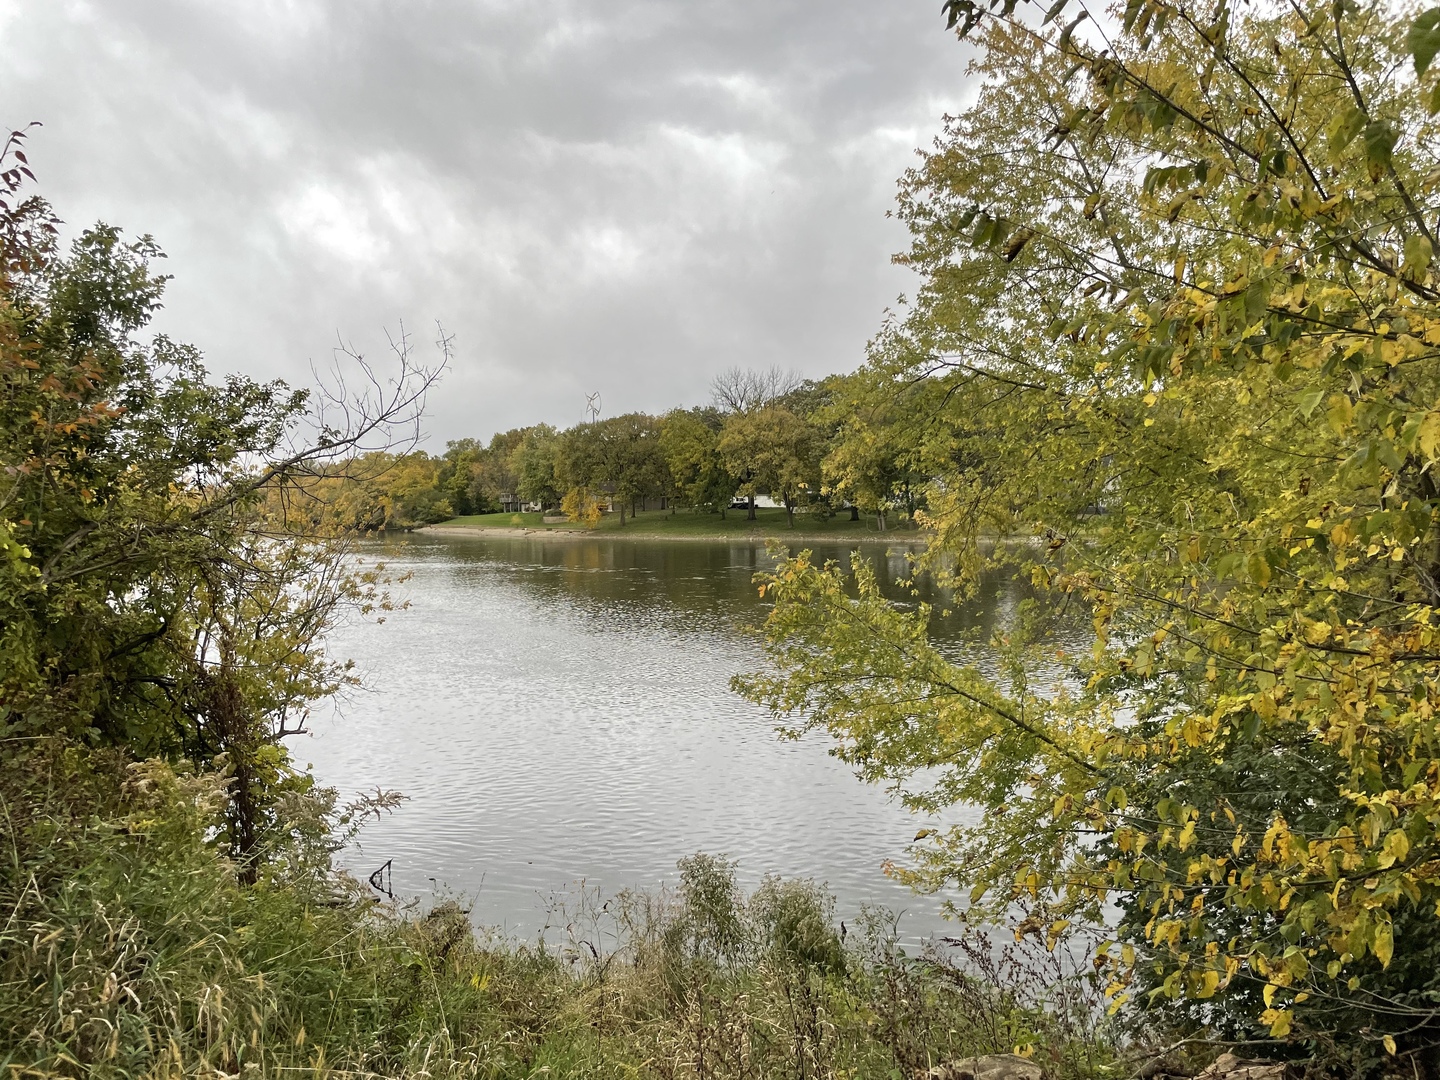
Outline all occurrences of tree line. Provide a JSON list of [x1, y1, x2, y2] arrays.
[[302, 365, 926, 531]]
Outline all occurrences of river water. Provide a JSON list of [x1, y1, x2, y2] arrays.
[[303, 531, 1028, 942]]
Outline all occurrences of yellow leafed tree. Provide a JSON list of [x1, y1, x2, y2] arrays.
[[738, 0, 1440, 1060]]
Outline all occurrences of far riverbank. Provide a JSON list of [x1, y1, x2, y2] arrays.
[[422, 506, 932, 545]]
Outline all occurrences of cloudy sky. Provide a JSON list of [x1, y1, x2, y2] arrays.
[[0, 1, 975, 445]]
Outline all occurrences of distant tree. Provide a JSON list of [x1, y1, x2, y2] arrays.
[[660, 407, 739, 514], [462, 428, 522, 509], [820, 374, 931, 529], [560, 485, 602, 529], [385, 453, 453, 525], [295, 451, 453, 530], [438, 439, 483, 515], [718, 406, 822, 528], [781, 377, 846, 520], [777, 377, 836, 421], [511, 423, 561, 509], [710, 366, 802, 415], [710, 368, 811, 520], [557, 423, 603, 509], [559, 413, 667, 525]]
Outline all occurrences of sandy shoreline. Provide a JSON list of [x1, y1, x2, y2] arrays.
[[418, 524, 931, 546]]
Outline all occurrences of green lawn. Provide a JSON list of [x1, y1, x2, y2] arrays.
[[433, 506, 918, 539]]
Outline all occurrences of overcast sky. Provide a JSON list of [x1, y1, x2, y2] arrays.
[[0, 1, 974, 445]]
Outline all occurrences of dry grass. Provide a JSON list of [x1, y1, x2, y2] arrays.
[[0, 743, 1118, 1079]]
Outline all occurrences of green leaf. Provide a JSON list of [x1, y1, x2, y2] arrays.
[[1405, 233, 1434, 276], [1326, 107, 1366, 158], [1363, 120, 1399, 180], [1408, 8, 1440, 75], [1143, 165, 1181, 195], [1058, 11, 1088, 53], [1297, 385, 1326, 419]]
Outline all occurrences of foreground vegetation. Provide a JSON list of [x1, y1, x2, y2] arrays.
[[735, 0, 1440, 1072], [1, 741, 1118, 1079], [11, 0, 1440, 1069], [0, 124, 1087, 1079]]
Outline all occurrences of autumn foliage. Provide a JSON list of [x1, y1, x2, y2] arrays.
[[739, 0, 1440, 1066]]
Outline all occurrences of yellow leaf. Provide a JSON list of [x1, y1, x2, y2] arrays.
[[1327, 394, 1354, 432], [1405, 234, 1433, 276], [1199, 969, 1220, 998], [1374, 922, 1394, 967], [1248, 551, 1271, 586], [1383, 1035, 1397, 1056], [1269, 1009, 1293, 1038], [1386, 829, 1411, 862], [1178, 818, 1197, 851]]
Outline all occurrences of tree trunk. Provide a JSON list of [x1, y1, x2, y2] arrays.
[[207, 639, 262, 885], [849, 505, 859, 521], [747, 495, 756, 521], [785, 500, 794, 528], [619, 500, 626, 526]]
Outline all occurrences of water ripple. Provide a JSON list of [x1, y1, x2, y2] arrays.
[[305, 533, 1022, 941]]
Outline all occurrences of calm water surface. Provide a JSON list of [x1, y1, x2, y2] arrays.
[[304, 531, 1030, 940]]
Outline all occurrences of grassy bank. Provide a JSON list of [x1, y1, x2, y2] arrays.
[[428, 507, 923, 542], [1, 741, 1121, 1079]]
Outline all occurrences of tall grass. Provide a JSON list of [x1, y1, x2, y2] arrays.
[[0, 742, 1117, 1078]]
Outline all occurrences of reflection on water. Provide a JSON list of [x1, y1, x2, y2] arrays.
[[303, 531, 1054, 941]]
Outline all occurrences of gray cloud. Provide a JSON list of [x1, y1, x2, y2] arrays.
[[0, 0, 973, 443]]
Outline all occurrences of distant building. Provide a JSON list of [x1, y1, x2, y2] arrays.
[[729, 494, 779, 510]]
